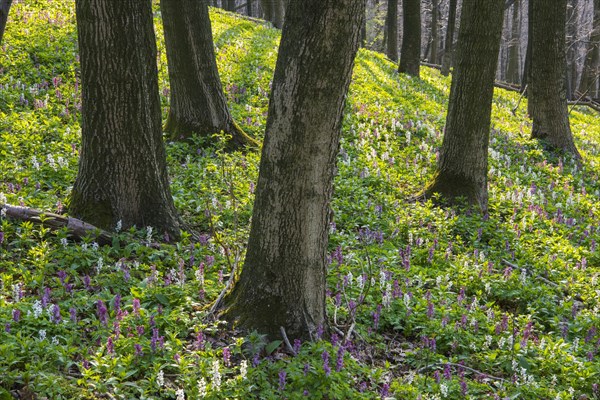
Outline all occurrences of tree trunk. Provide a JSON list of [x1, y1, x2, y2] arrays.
[[0, 0, 12, 45], [440, 0, 458, 76], [578, 0, 600, 98], [506, 0, 521, 84], [260, 0, 284, 28], [386, 0, 398, 61], [529, 0, 581, 159], [223, 0, 364, 340], [71, 0, 180, 239], [246, 0, 253, 17], [566, 0, 579, 100], [160, 0, 257, 148], [423, 0, 504, 212], [225, 0, 236, 12], [399, 0, 421, 77], [522, 0, 532, 91], [430, 0, 440, 63]]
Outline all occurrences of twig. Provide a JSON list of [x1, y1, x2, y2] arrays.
[[501, 259, 558, 288], [511, 84, 528, 115], [280, 326, 297, 355], [418, 362, 506, 382]]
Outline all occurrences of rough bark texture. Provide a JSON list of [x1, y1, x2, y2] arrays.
[[0, 0, 12, 44], [70, 0, 180, 239], [579, 0, 600, 98], [529, 0, 582, 159], [440, 0, 458, 76], [386, 0, 398, 61], [160, 0, 257, 148], [225, 0, 236, 11], [506, 0, 521, 84], [399, 0, 421, 77], [566, 0, 578, 100], [223, 0, 364, 340], [423, 0, 504, 212]]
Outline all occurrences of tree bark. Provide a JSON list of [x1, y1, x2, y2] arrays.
[[566, 0, 579, 100], [578, 0, 600, 98], [160, 0, 257, 148], [386, 0, 398, 61], [260, 0, 284, 28], [528, 0, 582, 159], [223, 0, 364, 340], [506, 0, 521, 84], [399, 0, 421, 77], [0, 0, 12, 45], [440, 0, 458, 76], [430, 0, 440, 63], [423, 0, 505, 212], [225, 0, 236, 12], [70, 0, 180, 239], [246, 0, 253, 17]]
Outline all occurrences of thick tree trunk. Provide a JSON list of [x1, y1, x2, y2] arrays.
[[440, 0, 458, 76], [223, 0, 364, 340], [423, 0, 504, 212], [70, 0, 180, 239], [399, 0, 421, 77], [386, 0, 398, 61], [160, 0, 257, 148], [579, 0, 600, 97], [0, 0, 12, 45], [506, 0, 521, 84], [529, 0, 581, 159], [430, 0, 440, 63]]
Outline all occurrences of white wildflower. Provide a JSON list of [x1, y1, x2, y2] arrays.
[[115, 220, 122, 232], [32, 300, 43, 318], [12, 283, 22, 302], [91, 242, 99, 251], [440, 382, 448, 398], [60, 237, 68, 248], [51, 336, 59, 345], [156, 370, 164, 387], [483, 335, 493, 349], [403, 293, 410, 307], [39, 329, 47, 341], [239, 360, 248, 380], [198, 378, 207, 397], [96, 257, 103, 274], [212, 360, 221, 391], [146, 226, 153, 244], [31, 156, 40, 170], [176, 388, 185, 400], [195, 268, 204, 286]]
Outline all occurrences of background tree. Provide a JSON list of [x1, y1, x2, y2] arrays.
[[70, 0, 180, 239], [399, 0, 421, 77], [506, 0, 521, 84], [579, 0, 599, 98], [429, 0, 440, 63], [422, 0, 504, 211], [260, 0, 285, 28], [528, 0, 581, 159], [160, 0, 257, 148], [440, 0, 458, 76], [0, 0, 12, 44], [223, 0, 365, 340], [386, 0, 398, 61]]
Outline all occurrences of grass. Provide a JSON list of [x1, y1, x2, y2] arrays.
[[1, 2, 599, 399]]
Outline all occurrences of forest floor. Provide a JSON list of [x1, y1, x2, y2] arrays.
[[1, 2, 600, 399]]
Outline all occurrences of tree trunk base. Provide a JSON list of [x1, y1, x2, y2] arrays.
[[420, 171, 487, 212], [165, 117, 258, 150]]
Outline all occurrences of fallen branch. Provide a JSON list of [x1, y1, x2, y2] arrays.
[[1, 203, 112, 245], [501, 259, 558, 288]]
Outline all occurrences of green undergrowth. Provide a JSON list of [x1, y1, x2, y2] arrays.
[[1, 2, 599, 399]]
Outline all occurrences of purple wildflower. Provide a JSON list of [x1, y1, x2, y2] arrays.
[[96, 300, 108, 326], [132, 298, 140, 317], [106, 337, 114, 354], [195, 331, 204, 350], [223, 347, 231, 367], [12, 309, 21, 322], [41, 287, 51, 307], [443, 363, 452, 379], [5, 323, 10, 333], [83, 275, 91, 291], [70, 307, 77, 323], [321, 350, 331, 376], [136, 325, 144, 336], [52, 304, 61, 323], [134, 344, 143, 357], [380, 383, 390, 399], [293, 339, 301, 354], [278, 370, 287, 391], [336, 346, 345, 372]]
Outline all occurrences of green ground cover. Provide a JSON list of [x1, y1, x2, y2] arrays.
[[1, 2, 599, 399]]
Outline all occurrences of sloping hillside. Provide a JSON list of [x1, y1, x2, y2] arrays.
[[1, 3, 599, 399]]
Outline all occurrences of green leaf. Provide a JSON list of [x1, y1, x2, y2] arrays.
[[265, 340, 282, 355], [155, 293, 170, 306]]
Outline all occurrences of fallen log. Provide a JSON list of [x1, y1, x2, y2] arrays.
[[1, 203, 112, 245]]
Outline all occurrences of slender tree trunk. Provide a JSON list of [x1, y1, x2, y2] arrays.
[[223, 0, 365, 340], [566, 0, 578, 99], [399, 0, 421, 77], [422, 0, 504, 212], [430, 0, 440, 63], [260, 0, 284, 28], [361, 5, 367, 47], [71, 0, 180, 239], [506, 0, 521, 84], [386, 0, 398, 61], [578, 0, 600, 97], [529, 0, 581, 159], [160, 0, 257, 148], [225, 0, 236, 12], [0, 0, 12, 45], [441, 0, 458, 75], [522, 0, 532, 91], [246, 0, 253, 17]]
